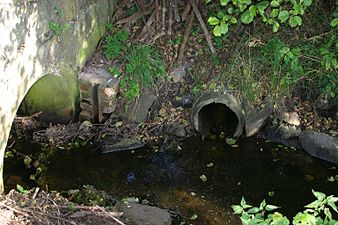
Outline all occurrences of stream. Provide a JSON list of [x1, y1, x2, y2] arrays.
[[4, 136, 338, 224]]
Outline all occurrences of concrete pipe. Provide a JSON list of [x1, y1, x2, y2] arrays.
[[191, 92, 244, 138]]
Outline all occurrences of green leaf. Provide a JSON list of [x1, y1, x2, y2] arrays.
[[220, 0, 230, 6], [265, 204, 280, 211], [190, 213, 198, 220], [293, 212, 316, 225], [226, 138, 237, 145], [270, 9, 279, 18], [289, 15, 302, 27], [213, 25, 222, 36], [232, 205, 243, 214], [249, 5, 257, 17], [208, 17, 220, 25], [303, 0, 312, 7], [312, 190, 326, 201], [241, 8, 254, 24], [228, 7, 234, 14], [331, 18, 338, 27], [273, 21, 280, 32], [240, 197, 247, 207], [230, 17, 238, 24], [278, 10, 289, 23], [256, 1, 269, 12], [259, 199, 266, 210], [327, 196, 338, 213], [270, 0, 279, 7], [247, 207, 260, 214], [220, 21, 229, 34]]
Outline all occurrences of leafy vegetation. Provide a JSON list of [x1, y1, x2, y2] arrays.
[[206, 0, 313, 36], [103, 26, 166, 100], [232, 190, 338, 225], [48, 20, 69, 36]]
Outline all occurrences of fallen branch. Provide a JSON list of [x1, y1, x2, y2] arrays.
[[116, 4, 155, 25], [172, 0, 181, 22], [96, 205, 126, 225], [190, 0, 216, 54], [181, 3, 191, 21], [177, 10, 195, 65]]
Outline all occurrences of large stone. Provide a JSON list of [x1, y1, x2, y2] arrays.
[[127, 94, 157, 123], [299, 129, 338, 164], [245, 103, 273, 137], [116, 202, 172, 225]]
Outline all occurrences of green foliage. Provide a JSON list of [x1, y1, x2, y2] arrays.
[[206, 0, 313, 36], [103, 29, 129, 60], [48, 20, 69, 36], [232, 190, 338, 225], [258, 38, 303, 99], [103, 28, 166, 100], [16, 184, 29, 195]]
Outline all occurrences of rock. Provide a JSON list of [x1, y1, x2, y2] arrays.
[[170, 64, 186, 83], [127, 94, 157, 123], [245, 103, 273, 137], [258, 125, 301, 149], [101, 138, 145, 154], [116, 202, 172, 225], [279, 125, 301, 139], [299, 129, 338, 164], [278, 111, 301, 126]]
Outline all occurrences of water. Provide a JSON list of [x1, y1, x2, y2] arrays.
[[4, 136, 338, 224]]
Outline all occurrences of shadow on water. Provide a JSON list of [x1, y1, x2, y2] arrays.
[[4, 136, 338, 224]]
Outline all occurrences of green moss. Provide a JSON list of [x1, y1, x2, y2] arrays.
[[21, 66, 79, 123]]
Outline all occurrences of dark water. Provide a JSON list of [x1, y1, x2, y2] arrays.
[[4, 136, 338, 224]]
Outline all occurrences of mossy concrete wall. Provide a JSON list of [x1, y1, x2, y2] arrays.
[[0, 0, 117, 193], [17, 0, 117, 122]]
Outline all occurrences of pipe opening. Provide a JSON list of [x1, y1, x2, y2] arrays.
[[197, 103, 239, 137]]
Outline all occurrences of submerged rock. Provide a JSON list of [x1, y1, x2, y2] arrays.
[[116, 202, 172, 225], [299, 129, 338, 165]]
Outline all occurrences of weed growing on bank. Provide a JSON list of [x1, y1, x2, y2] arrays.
[[103, 26, 166, 100]]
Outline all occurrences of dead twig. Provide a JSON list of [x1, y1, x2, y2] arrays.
[[181, 3, 191, 21], [168, 0, 173, 35], [177, 10, 195, 65], [96, 205, 126, 225], [190, 0, 216, 54], [116, 5, 154, 25], [172, 0, 181, 22]]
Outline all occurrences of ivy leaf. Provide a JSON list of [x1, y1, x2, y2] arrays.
[[220, 21, 229, 34], [256, 1, 269, 12], [289, 15, 302, 27], [331, 18, 338, 27], [273, 21, 280, 32], [278, 10, 289, 23], [220, 0, 230, 6], [270, 9, 279, 18], [230, 17, 238, 24], [208, 16, 220, 25], [303, 0, 312, 7], [213, 25, 222, 36], [249, 5, 257, 17], [270, 0, 280, 7], [241, 8, 254, 24]]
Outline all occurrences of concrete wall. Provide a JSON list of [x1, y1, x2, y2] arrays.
[[0, 0, 117, 193]]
